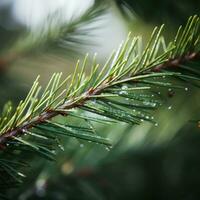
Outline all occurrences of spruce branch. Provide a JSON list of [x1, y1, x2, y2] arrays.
[[0, 15, 199, 145], [0, 15, 200, 188], [0, 1, 107, 70]]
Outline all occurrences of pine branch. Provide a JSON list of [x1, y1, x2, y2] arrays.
[[0, 53, 199, 145], [0, 1, 107, 69], [0, 15, 199, 144], [0, 15, 200, 189]]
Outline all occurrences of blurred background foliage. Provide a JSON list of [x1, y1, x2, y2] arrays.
[[0, 0, 200, 199]]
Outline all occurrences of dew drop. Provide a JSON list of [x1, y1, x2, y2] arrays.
[[51, 150, 56, 154], [80, 144, 84, 148], [58, 144, 65, 151], [105, 147, 110, 151], [122, 85, 128, 90], [143, 101, 156, 107], [168, 106, 172, 110], [155, 123, 158, 127], [153, 103, 157, 107], [119, 85, 128, 95], [185, 87, 188, 91], [22, 129, 26, 133], [119, 91, 127, 95]]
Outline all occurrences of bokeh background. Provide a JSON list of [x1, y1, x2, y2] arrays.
[[0, 0, 200, 199]]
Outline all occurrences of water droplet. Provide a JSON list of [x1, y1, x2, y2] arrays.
[[122, 85, 128, 90], [22, 129, 26, 133], [119, 85, 128, 95], [143, 101, 156, 107], [168, 106, 172, 110], [185, 87, 188, 91], [105, 147, 110, 151], [80, 144, 84, 148], [58, 144, 64, 151], [155, 123, 158, 127], [119, 91, 127, 95]]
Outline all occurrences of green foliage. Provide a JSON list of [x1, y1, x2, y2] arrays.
[[0, 15, 200, 197], [0, 1, 107, 65]]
